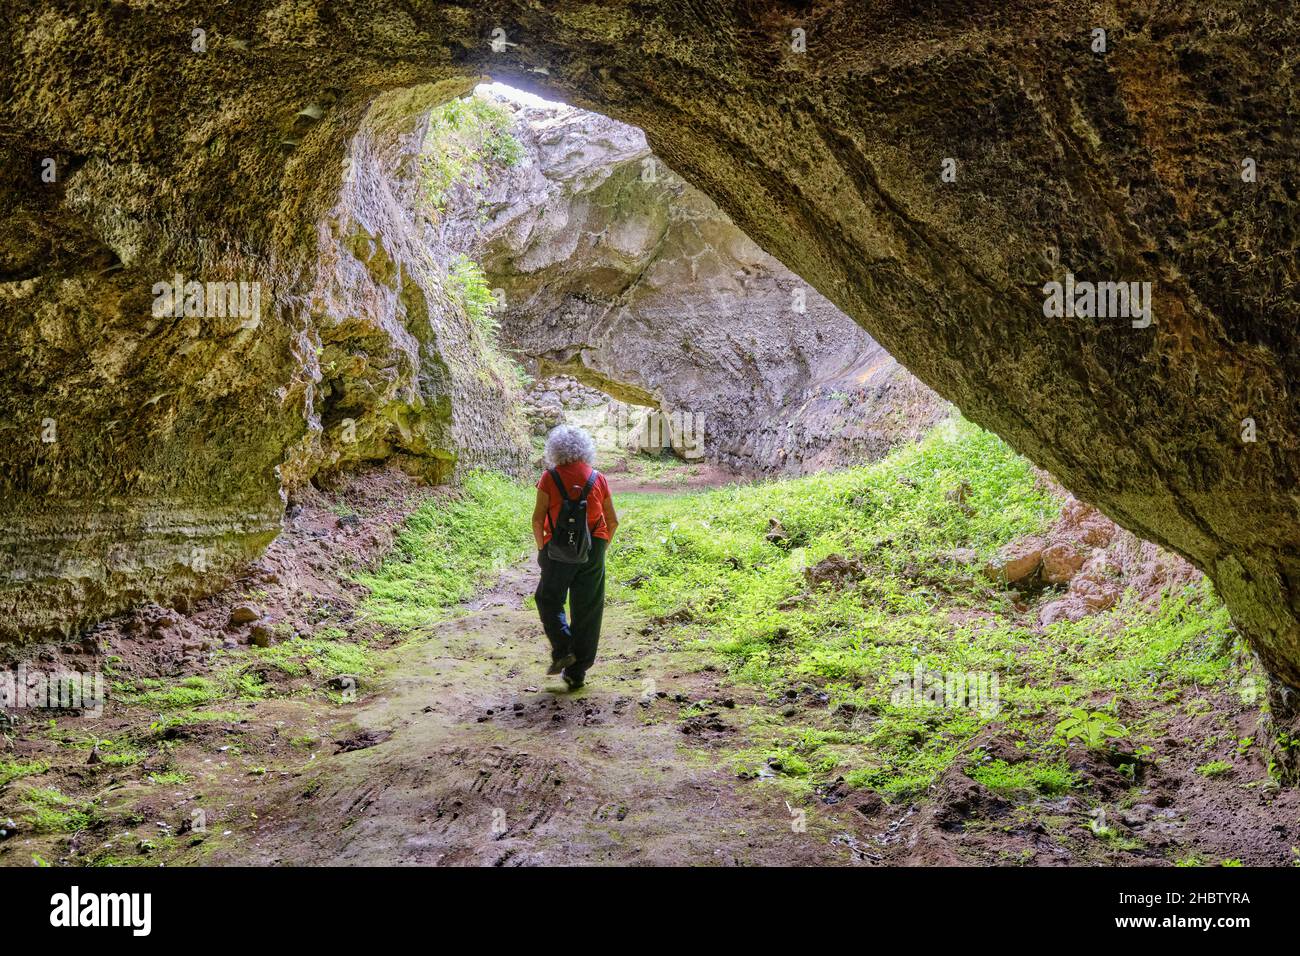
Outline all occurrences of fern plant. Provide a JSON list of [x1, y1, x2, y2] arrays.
[[446, 254, 498, 337], [1053, 707, 1127, 748]]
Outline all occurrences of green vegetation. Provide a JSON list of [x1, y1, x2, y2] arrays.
[[1196, 759, 1233, 778], [444, 252, 526, 388], [218, 628, 377, 696], [118, 675, 222, 710], [419, 94, 523, 220], [147, 771, 190, 786], [447, 253, 499, 338], [99, 750, 148, 767], [621, 451, 706, 487], [417, 94, 526, 386], [0, 758, 49, 787], [18, 787, 97, 834], [605, 417, 1247, 800], [1053, 708, 1128, 749], [148, 710, 244, 735], [967, 757, 1078, 797], [354, 471, 533, 631]]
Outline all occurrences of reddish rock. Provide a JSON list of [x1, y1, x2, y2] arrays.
[[1071, 574, 1120, 612], [1041, 542, 1086, 585], [229, 604, 261, 626], [1057, 498, 1117, 549], [986, 537, 1044, 584], [1039, 598, 1091, 626]]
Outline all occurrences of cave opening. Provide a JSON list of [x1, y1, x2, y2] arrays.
[[3, 4, 1300, 874], [373, 80, 947, 486]]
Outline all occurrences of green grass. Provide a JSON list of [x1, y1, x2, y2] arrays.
[[147, 771, 190, 785], [99, 750, 148, 767], [148, 710, 244, 735], [354, 471, 533, 630], [18, 787, 97, 834], [0, 758, 49, 787], [968, 758, 1079, 797], [605, 416, 1246, 799], [1196, 759, 1234, 778], [611, 418, 1057, 635], [211, 628, 377, 699], [118, 676, 222, 710]]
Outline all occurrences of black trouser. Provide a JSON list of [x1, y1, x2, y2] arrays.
[[535, 537, 607, 683]]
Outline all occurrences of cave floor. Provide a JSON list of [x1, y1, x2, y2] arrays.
[[10, 548, 1293, 868], [196, 560, 852, 866], [4, 466, 1300, 867]]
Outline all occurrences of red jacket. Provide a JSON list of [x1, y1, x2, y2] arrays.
[[537, 462, 612, 543]]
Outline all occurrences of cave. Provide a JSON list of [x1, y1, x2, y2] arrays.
[[460, 82, 947, 476], [5, 3, 1296, 689], [0, 0, 1298, 876]]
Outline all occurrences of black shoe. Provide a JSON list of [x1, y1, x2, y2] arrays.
[[547, 652, 576, 676], [562, 673, 584, 692]]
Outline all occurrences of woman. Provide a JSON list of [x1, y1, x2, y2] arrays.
[[532, 424, 619, 691]]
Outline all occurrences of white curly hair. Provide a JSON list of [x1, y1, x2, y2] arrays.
[[544, 424, 597, 468]]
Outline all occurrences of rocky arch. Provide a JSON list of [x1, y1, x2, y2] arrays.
[[2, 4, 1298, 704], [457, 94, 948, 475]]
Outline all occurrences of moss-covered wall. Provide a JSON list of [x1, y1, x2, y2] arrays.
[[1, 2, 1298, 699]]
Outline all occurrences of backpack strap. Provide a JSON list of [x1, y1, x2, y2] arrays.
[[543, 468, 567, 535], [548, 468, 570, 501], [576, 470, 599, 502]]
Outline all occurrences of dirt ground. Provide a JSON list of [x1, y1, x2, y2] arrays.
[[202, 563, 851, 865], [606, 461, 743, 495], [3, 466, 1299, 867]]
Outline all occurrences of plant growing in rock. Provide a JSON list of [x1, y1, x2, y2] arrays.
[[444, 253, 527, 391], [447, 254, 498, 338], [1196, 759, 1233, 778], [418, 94, 522, 221]]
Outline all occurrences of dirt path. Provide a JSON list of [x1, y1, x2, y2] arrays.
[[6, 466, 1290, 867], [209, 560, 855, 866]]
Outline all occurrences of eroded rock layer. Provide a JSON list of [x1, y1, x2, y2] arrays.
[[463, 97, 947, 474], [2, 3, 1299, 694], [0, 72, 529, 640]]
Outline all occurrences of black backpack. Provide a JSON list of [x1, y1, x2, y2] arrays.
[[545, 468, 598, 564]]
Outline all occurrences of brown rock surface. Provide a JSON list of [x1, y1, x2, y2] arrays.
[[1, 3, 1299, 700], [998, 493, 1204, 626], [462, 97, 948, 475], [1041, 542, 1087, 585], [987, 537, 1047, 586]]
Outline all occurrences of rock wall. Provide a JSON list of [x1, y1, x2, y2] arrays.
[[520, 375, 609, 438], [462, 98, 947, 475], [987, 490, 1203, 627], [0, 76, 529, 641], [2, 2, 1300, 698], [295, 86, 530, 487]]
